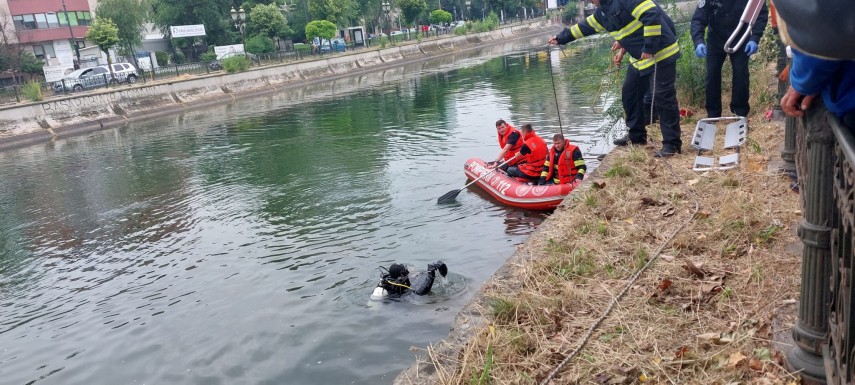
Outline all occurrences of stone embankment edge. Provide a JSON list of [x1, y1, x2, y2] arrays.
[[0, 21, 558, 152]]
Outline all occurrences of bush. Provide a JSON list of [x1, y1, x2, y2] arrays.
[[172, 51, 185, 64], [200, 51, 217, 62], [245, 35, 275, 54], [454, 26, 467, 35], [221, 55, 250, 73], [155, 51, 168, 65], [294, 43, 311, 56], [21, 81, 43, 102], [674, 28, 705, 108]]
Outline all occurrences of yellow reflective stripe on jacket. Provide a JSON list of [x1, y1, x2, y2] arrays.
[[574, 159, 586, 167], [571, 24, 584, 40], [643, 25, 661, 37], [629, 42, 680, 70], [586, 15, 605, 33], [609, 19, 642, 40], [631, 0, 656, 19]]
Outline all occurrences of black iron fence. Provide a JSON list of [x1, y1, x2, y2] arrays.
[[0, 51, 304, 106]]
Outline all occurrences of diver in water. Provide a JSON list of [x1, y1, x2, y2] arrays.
[[370, 261, 448, 301]]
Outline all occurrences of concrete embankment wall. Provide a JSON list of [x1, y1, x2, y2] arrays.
[[0, 20, 554, 150]]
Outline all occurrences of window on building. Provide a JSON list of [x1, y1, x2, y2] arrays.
[[12, 15, 24, 30], [46, 13, 59, 28], [76, 11, 91, 26], [22, 14, 36, 30], [35, 13, 48, 29], [32, 44, 56, 60], [68, 12, 78, 26]]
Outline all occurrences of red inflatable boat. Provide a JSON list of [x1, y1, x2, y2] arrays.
[[463, 158, 576, 210]]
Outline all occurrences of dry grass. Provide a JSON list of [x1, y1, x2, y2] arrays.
[[428, 76, 803, 384]]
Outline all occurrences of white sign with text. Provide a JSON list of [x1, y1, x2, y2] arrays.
[[170, 24, 206, 38], [214, 44, 245, 59]]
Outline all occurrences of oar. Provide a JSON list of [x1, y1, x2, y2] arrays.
[[437, 158, 513, 204]]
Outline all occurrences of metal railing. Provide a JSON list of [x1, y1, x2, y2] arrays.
[[785, 103, 855, 384]]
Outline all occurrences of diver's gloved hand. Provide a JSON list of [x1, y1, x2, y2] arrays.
[[428, 261, 448, 277], [745, 41, 758, 56], [694, 43, 707, 58]]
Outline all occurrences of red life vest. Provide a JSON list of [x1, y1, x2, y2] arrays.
[[545, 139, 580, 184], [498, 124, 523, 163], [517, 131, 548, 177]]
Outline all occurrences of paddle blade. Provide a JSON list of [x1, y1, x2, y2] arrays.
[[437, 189, 461, 204]]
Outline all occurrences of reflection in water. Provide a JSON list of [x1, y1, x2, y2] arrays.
[[0, 35, 615, 385]]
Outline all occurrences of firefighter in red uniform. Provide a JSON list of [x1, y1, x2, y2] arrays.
[[539, 133, 586, 186], [506, 124, 548, 182], [490, 119, 523, 171]]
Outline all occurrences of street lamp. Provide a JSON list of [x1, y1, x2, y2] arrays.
[[230, 7, 247, 47], [61, 0, 81, 64], [466, 0, 471, 20], [381, 1, 391, 43], [453, 6, 457, 21]]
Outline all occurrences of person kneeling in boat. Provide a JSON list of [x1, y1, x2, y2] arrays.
[[504, 123, 548, 183], [538, 133, 586, 187], [370, 261, 448, 300]]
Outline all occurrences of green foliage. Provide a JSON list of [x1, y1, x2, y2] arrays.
[[155, 51, 169, 65], [85, 17, 121, 55], [305, 20, 337, 41], [429, 9, 453, 25], [398, 0, 428, 26], [560, 2, 579, 24], [248, 3, 288, 39], [172, 50, 186, 64], [454, 25, 468, 35], [21, 81, 43, 102], [245, 34, 276, 53], [293, 43, 311, 56], [488, 297, 517, 323], [469, 345, 494, 385], [308, 0, 358, 26], [222, 55, 250, 73], [675, 28, 705, 109], [18, 52, 45, 75], [150, 0, 233, 45], [95, 0, 147, 53], [200, 51, 218, 62]]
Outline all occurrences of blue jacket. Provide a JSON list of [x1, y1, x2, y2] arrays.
[[555, 0, 680, 75], [790, 49, 855, 118]]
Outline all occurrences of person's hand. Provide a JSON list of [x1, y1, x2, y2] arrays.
[[780, 86, 817, 117], [570, 179, 582, 189], [610, 41, 623, 52], [694, 43, 707, 58], [537, 177, 547, 185], [548, 35, 558, 45], [641, 52, 653, 60], [745, 41, 759, 56], [612, 48, 625, 66]]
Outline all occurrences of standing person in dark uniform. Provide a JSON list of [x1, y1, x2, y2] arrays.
[[539, 133, 586, 186], [550, 0, 683, 157], [690, 0, 768, 118]]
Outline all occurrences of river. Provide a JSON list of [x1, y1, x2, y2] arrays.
[[0, 35, 617, 385]]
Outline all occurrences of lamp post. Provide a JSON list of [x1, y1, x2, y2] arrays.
[[230, 7, 247, 48], [453, 6, 457, 21], [466, 1, 471, 20], [61, 0, 81, 63], [382, 1, 391, 43]]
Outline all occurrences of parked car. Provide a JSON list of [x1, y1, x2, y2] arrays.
[[209, 52, 258, 71], [319, 38, 347, 53], [52, 63, 137, 93]]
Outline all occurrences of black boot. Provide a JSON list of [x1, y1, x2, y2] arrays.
[[613, 135, 647, 146], [653, 146, 681, 158]]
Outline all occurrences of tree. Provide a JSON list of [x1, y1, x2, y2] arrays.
[[308, 0, 359, 26], [150, 0, 235, 45], [397, 0, 428, 27], [95, 0, 148, 67], [248, 3, 289, 40], [244, 34, 275, 53], [305, 19, 337, 40], [429, 9, 452, 25], [86, 17, 121, 79]]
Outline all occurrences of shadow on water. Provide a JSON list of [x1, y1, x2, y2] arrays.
[[0, 34, 619, 385]]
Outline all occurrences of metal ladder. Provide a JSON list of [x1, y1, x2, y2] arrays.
[[690, 117, 748, 171]]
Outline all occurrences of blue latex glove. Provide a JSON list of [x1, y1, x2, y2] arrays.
[[694, 44, 707, 58], [745, 41, 758, 56]]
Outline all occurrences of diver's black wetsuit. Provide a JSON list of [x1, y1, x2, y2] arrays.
[[373, 261, 448, 299]]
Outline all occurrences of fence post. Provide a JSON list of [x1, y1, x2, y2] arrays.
[[787, 103, 834, 384], [782, 115, 798, 174]]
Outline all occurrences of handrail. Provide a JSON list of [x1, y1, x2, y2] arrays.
[[723, 0, 765, 53]]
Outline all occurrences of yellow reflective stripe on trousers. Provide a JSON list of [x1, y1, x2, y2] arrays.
[[586, 15, 605, 32], [631, 0, 656, 18], [571, 24, 584, 39], [629, 42, 679, 70], [609, 19, 642, 40], [643, 25, 661, 37]]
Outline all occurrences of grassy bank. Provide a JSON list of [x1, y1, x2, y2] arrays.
[[423, 24, 803, 385]]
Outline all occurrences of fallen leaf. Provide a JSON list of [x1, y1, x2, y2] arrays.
[[624, 218, 635, 224], [593, 181, 606, 189], [660, 254, 676, 262], [748, 358, 764, 371], [641, 197, 664, 206], [727, 351, 747, 368], [661, 206, 676, 217], [695, 210, 712, 218], [658, 279, 673, 292], [682, 260, 708, 278], [696, 234, 707, 241], [675, 346, 689, 359], [753, 348, 772, 361], [638, 373, 649, 382], [688, 179, 700, 186]]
